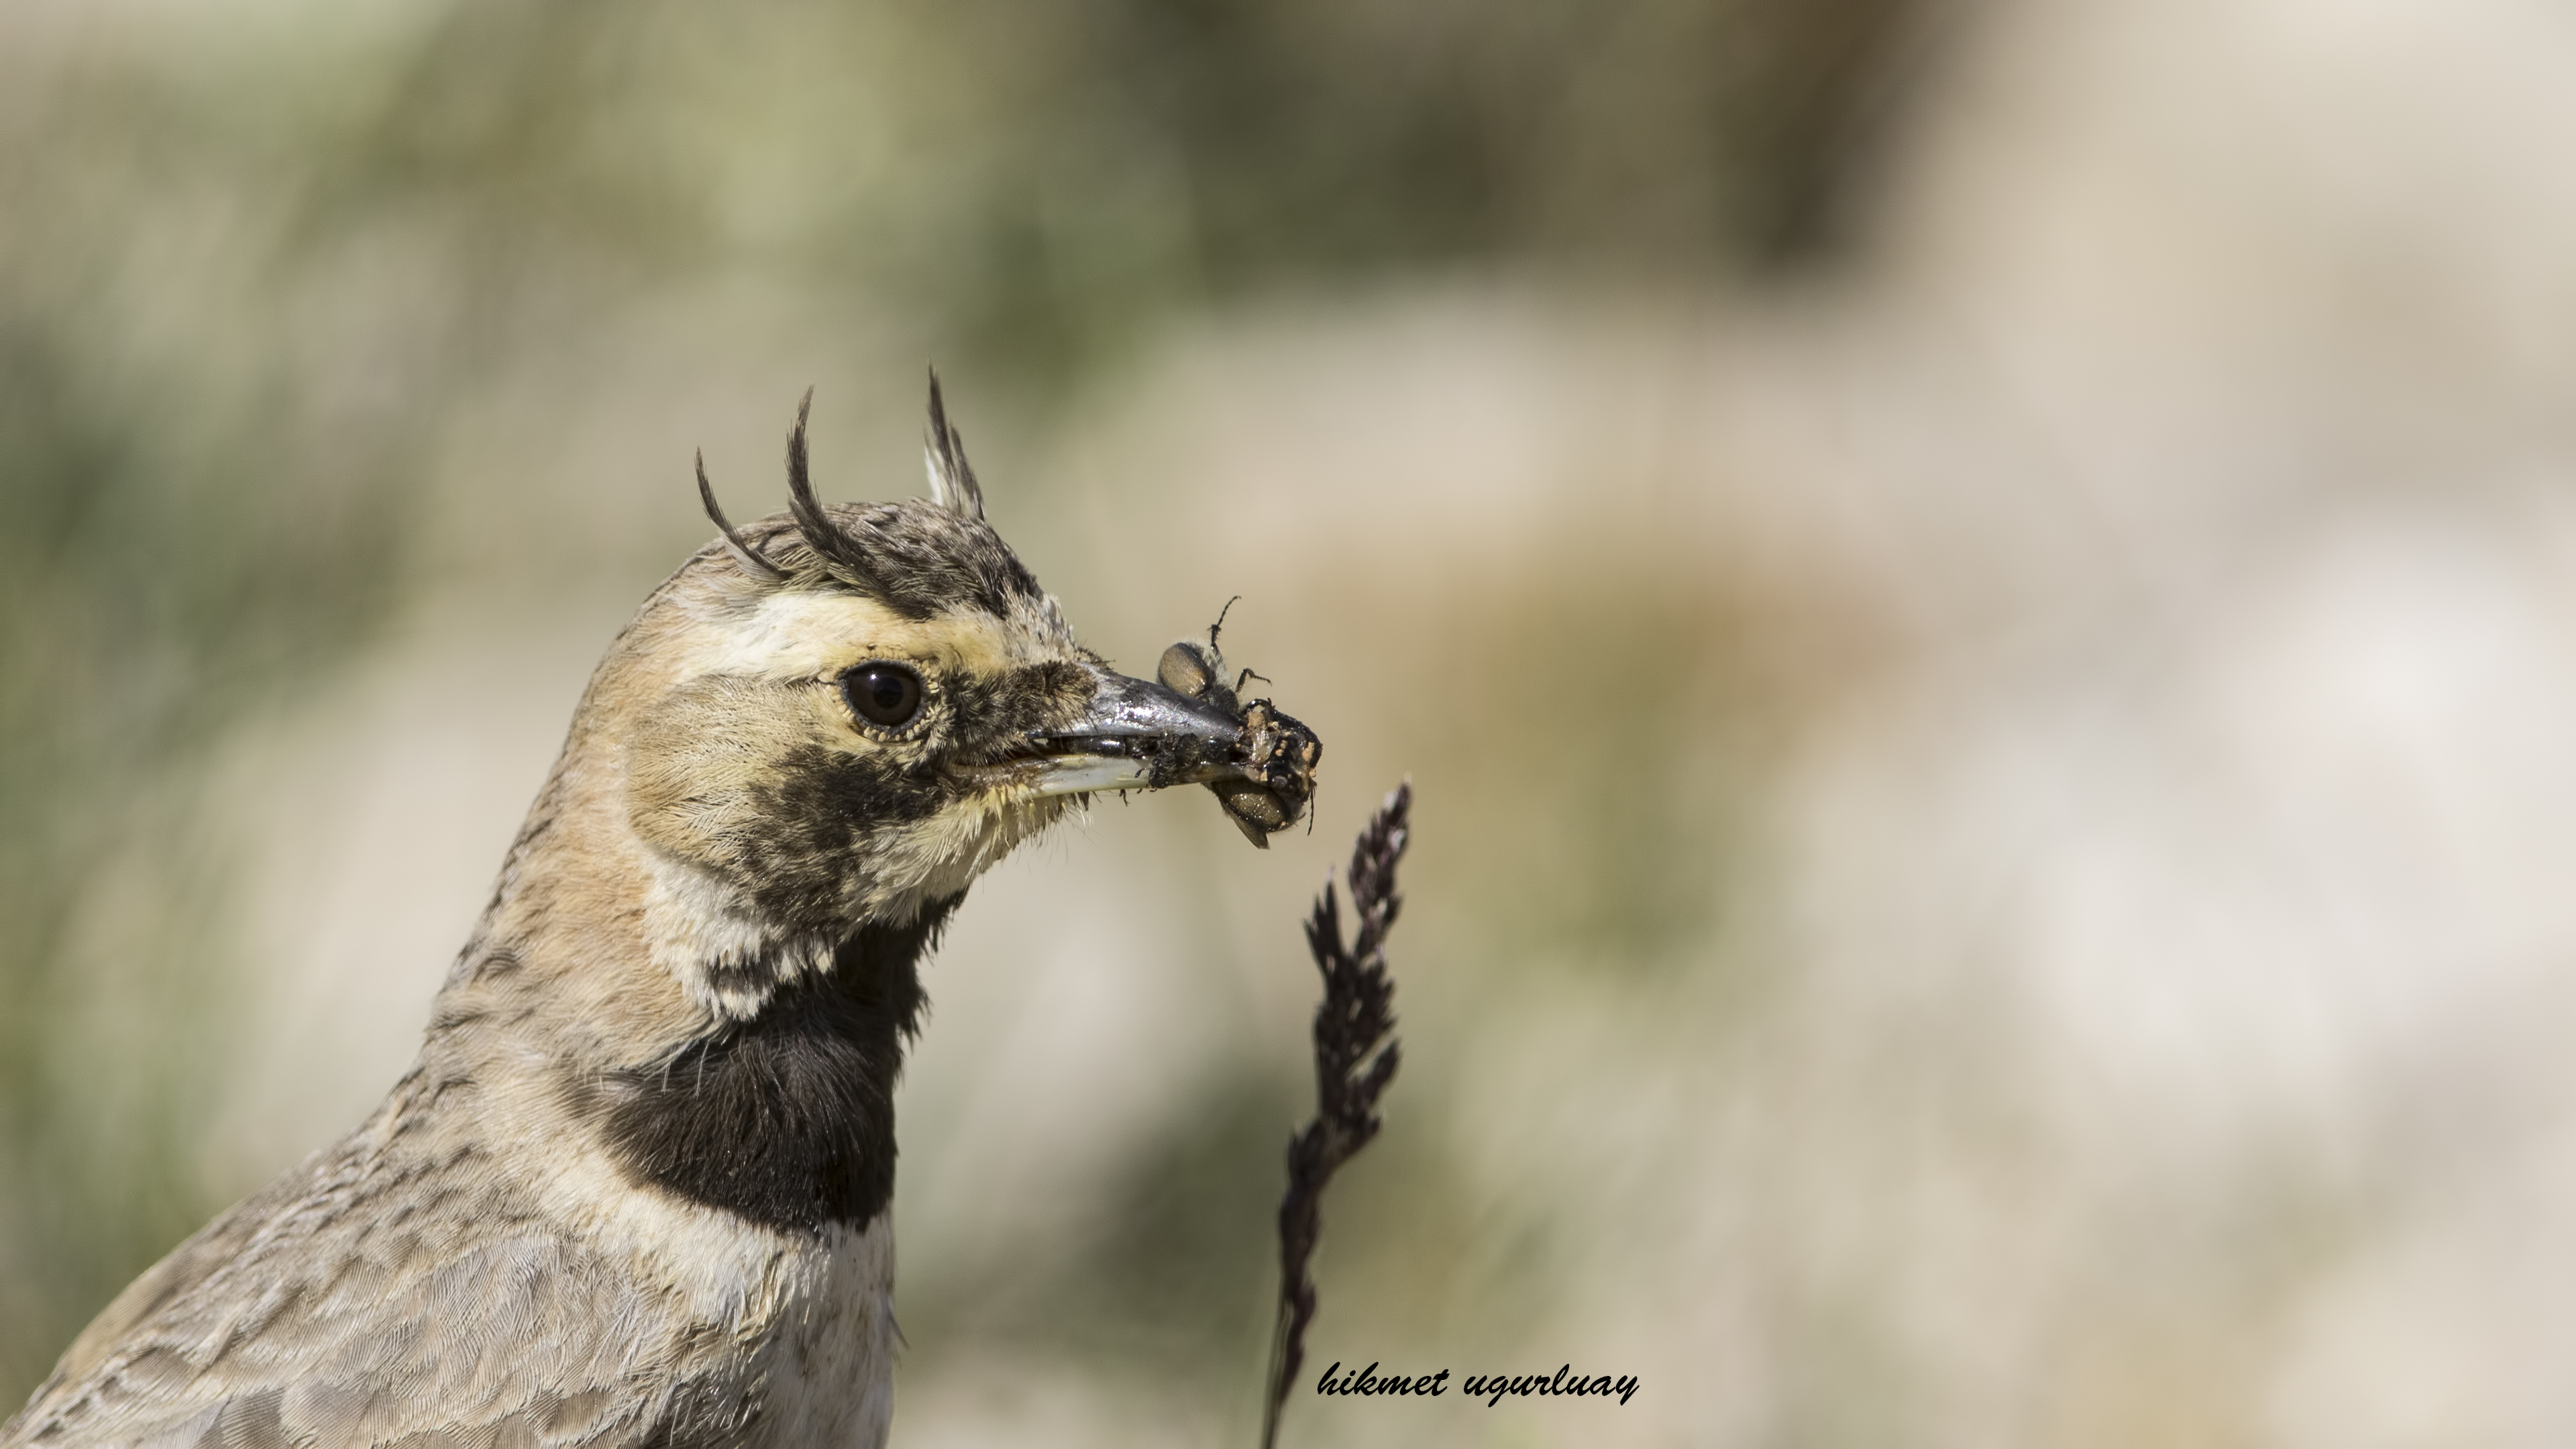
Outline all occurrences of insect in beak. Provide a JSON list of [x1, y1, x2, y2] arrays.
[[1015, 660, 1321, 847]]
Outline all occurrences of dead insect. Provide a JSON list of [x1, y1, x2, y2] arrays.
[[1158, 604, 1322, 849]]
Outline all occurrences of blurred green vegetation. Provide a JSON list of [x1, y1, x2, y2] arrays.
[[0, 0, 1924, 1408], [321, 0, 1923, 385], [0, 318, 411, 1375]]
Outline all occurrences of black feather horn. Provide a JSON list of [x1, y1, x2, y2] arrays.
[[924, 370, 985, 521], [696, 450, 786, 582], [782, 388, 889, 591]]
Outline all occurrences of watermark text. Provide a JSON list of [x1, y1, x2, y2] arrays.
[[1315, 1361, 1640, 1407]]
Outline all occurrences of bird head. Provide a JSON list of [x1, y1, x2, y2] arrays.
[[536, 384, 1301, 1023]]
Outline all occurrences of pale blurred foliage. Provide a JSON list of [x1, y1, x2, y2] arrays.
[[8, 0, 2576, 1446]]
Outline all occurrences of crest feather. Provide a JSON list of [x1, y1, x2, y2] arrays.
[[923, 370, 985, 521], [783, 387, 897, 596], [696, 449, 786, 582]]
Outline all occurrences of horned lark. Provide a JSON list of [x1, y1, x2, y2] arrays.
[[3, 383, 1318, 1448]]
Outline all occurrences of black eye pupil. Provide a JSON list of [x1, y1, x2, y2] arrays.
[[847, 663, 923, 727]]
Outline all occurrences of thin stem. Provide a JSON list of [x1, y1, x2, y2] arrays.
[[1260, 782, 1409, 1449]]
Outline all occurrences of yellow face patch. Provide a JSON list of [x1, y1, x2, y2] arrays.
[[673, 588, 1065, 691]]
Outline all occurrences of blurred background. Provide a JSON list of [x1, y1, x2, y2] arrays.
[[7, 0, 2576, 1442]]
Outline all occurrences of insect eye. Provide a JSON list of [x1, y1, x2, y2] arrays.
[[843, 662, 924, 729]]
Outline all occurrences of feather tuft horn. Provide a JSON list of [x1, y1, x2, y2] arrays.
[[782, 387, 890, 590], [923, 369, 985, 521], [696, 449, 786, 582]]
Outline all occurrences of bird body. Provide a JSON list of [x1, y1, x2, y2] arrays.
[[3, 388, 1317, 1448], [19, 1070, 902, 1447]]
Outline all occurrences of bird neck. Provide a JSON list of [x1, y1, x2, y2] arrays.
[[583, 897, 953, 1234], [417, 731, 959, 1235]]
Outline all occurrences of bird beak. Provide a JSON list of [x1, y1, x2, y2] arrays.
[[1018, 665, 1260, 798]]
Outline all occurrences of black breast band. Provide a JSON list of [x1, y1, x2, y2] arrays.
[[593, 895, 955, 1234]]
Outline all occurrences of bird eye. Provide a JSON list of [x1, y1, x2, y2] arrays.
[[843, 662, 924, 729]]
